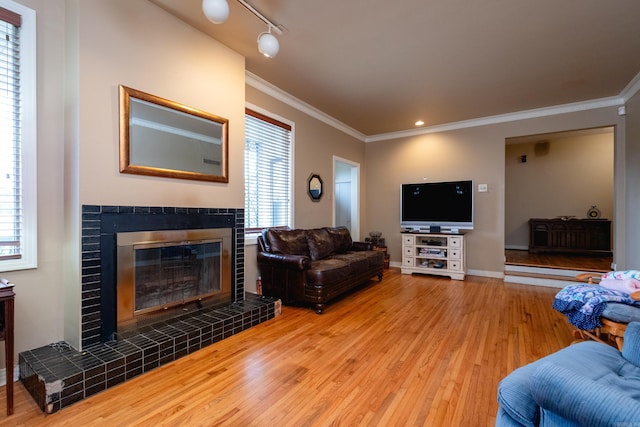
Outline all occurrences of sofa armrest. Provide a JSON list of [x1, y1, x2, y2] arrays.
[[531, 362, 640, 425], [497, 362, 540, 427], [351, 241, 373, 251], [257, 252, 310, 270]]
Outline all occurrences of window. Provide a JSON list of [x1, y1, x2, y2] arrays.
[[244, 109, 292, 233], [0, 0, 36, 272]]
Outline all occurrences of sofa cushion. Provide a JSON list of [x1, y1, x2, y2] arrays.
[[324, 226, 353, 253], [498, 340, 640, 427], [623, 321, 640, 366], [306, 228, 335, 260], [557, 341, 640, 401], [531, 362, 640, 426], [306, 259, 350, 286], [330, 252, 371, 275], [361, 250, 385, 269], [602, 303, 640, 323], [264, 228, 309, 256]]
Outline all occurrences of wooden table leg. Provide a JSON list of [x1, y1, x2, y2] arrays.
[[4, 297, 13, 416]]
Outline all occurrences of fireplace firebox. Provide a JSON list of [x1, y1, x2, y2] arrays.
[[91, 207, 240, 345], [116, 228, 232, 332]]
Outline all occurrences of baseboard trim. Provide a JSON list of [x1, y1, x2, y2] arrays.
[[503, 275, 572, 288], [467, 269, 504, 279]]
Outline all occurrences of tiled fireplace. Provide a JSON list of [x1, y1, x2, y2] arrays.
[[19, 205, 280, 414]]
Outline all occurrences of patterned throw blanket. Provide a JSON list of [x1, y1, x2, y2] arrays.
[[553, 284, 640, 330]]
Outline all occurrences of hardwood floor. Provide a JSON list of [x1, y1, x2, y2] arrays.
[[0, 269, 574, 426], [505, 249, 612, 272]]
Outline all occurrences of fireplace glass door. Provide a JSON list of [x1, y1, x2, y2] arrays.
[[134, 241, 221, 314], [117, 228, 232, 331]]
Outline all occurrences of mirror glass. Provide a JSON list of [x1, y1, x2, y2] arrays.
[[308, 174, 323, 201], [120, 86, 228, 182]]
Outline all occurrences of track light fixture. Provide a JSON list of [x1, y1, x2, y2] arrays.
[[202, 0, 230, 24], [202, 0, 284, 58], [257, 26, 279, 58]]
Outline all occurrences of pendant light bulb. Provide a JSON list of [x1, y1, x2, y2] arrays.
[[257, 27, 279, 58], [202, 0, 230, 24]]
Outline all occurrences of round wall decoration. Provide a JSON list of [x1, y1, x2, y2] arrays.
[[587, 206, 601, 219]]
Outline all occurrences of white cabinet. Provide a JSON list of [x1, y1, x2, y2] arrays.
[[401, 233, 465, 280]]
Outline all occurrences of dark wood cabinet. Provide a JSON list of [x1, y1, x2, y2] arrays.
[[0, 287, 14, 415], [528, 218, 612, 255]]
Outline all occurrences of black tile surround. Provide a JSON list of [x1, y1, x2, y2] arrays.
[[20, 294, 279, 414], [82, 205, 246, 347], [19, 205, 280, 414]]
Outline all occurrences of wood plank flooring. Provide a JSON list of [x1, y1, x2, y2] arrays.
[[505, 249, 612, 272], [0, 269, 574, 426]]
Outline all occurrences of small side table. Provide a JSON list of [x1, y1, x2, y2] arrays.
[[0, 287, 14, 416], [373, 246, 390, 269]]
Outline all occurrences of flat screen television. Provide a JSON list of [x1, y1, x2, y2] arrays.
[[400, 180, 474, 232]]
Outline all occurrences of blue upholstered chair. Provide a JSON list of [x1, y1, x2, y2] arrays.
[[496, 321, 640, 426]]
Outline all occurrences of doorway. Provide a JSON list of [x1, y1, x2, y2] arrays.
[[333, 157, 360, 241], [504, 126, 615, 271]]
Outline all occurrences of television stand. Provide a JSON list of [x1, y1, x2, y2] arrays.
[[401, 232, 465, 280]]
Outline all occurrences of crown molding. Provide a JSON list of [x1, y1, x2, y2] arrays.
[[246, 70, 632, 143], [365, 96, 624, 142], [621, 71, 640, 103], [245, 71, 367, 141]]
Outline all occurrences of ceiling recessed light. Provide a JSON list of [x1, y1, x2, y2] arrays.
[[415, 120, 424, 127]]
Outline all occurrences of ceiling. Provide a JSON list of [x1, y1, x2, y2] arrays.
[[149, 0, 640, 138]]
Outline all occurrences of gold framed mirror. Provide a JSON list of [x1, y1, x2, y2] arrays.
[[119, 85, 229, 183]]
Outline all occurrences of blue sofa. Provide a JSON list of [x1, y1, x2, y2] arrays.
[[497, 322, 640, 426]]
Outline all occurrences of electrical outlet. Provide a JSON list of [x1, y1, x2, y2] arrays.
[[478, 184, 488, 193]]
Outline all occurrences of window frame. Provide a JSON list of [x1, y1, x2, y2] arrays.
[[244, 105, 294, 237], [0, 0, 37, 272]]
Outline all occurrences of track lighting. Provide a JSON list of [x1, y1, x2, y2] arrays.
[[257, 26, 279, 58], [202, 0, 284, 59], [202, 0, 229, 24]]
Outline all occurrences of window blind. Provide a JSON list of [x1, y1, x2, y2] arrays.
[[0, 8, 22, 261], [244, 109, 292, 233]]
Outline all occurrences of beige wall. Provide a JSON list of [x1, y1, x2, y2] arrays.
[[365, 108, 624, 276], [3, 0, 68, 367], [76, 1, 245, 208], [246, 87, 367, 231], [4, 0, 247, 361], [3, 0, 639, 375], [244, 85, 367, 290], [69, 0, 246, 348], [505, 131, 614, 249], [625, 89, 640, 267]]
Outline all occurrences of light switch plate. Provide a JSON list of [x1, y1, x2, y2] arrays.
[[478, 184, 488, 192]]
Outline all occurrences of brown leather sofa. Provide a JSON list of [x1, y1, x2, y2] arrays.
[[257, 226, 384, 313]]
